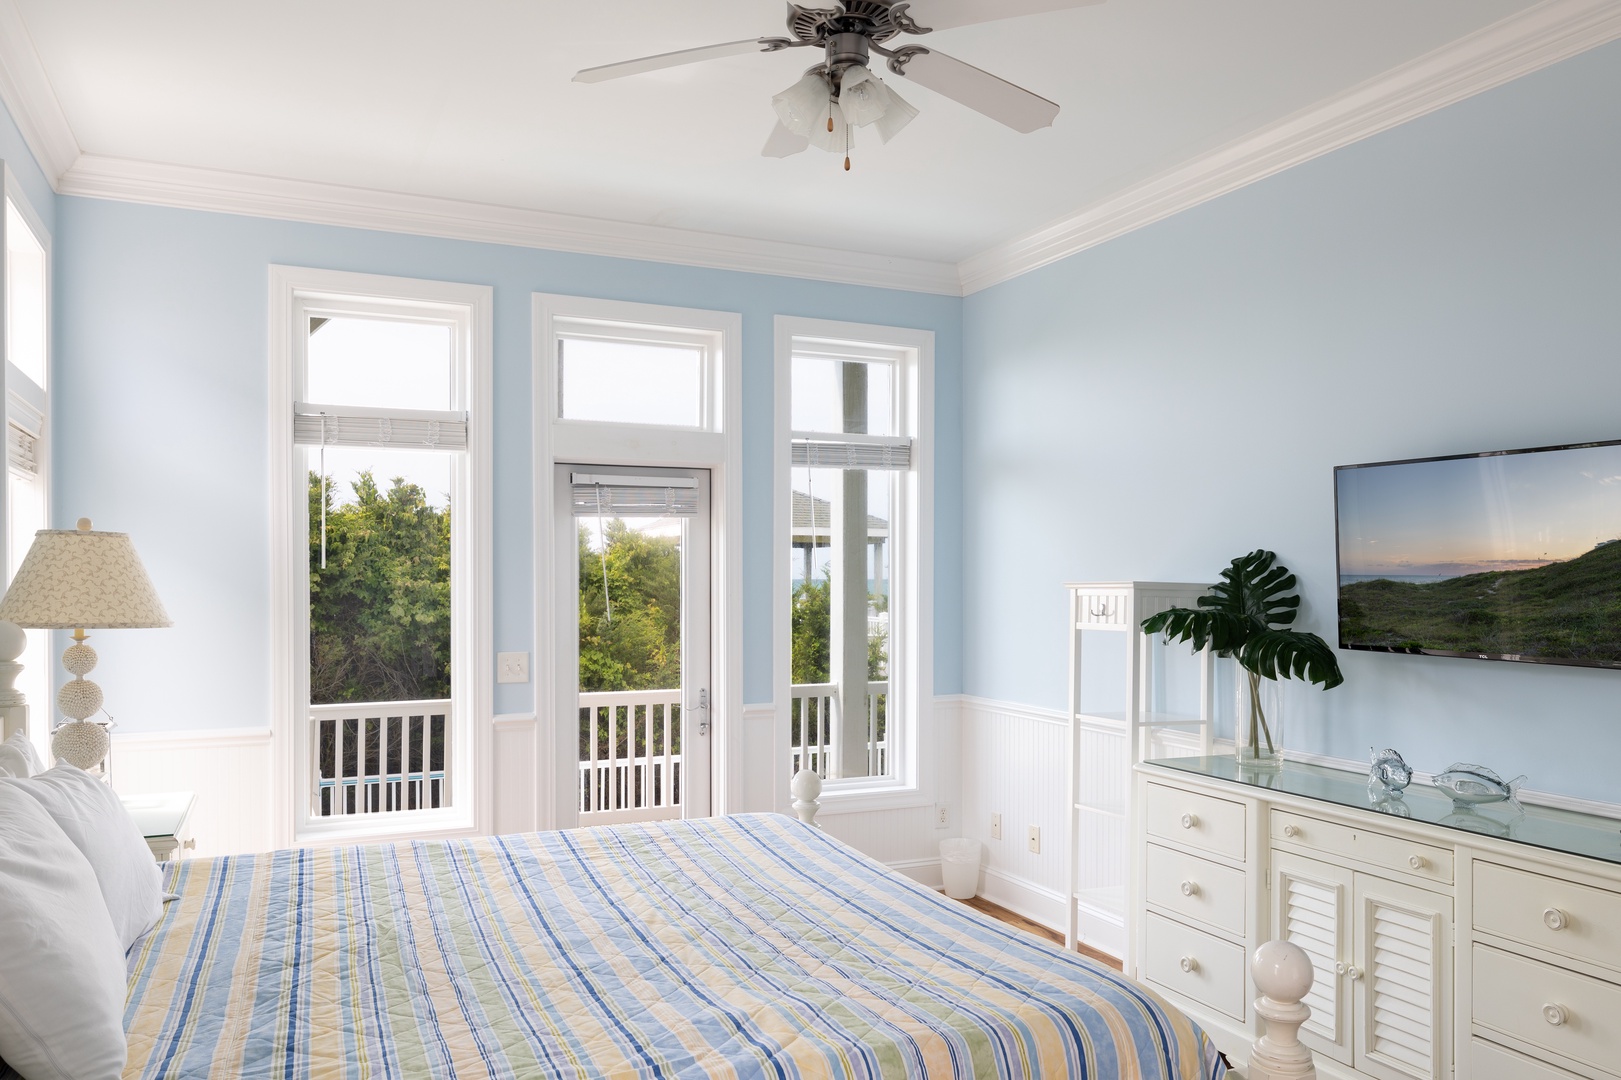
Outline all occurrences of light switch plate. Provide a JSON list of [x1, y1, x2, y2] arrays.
[[1026, 825, 1041, 854], [991, 813, 1002, 841], [497, 652, 530, 684]]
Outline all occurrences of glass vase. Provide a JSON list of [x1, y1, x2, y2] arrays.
[[1234, 670, 1285, 771]]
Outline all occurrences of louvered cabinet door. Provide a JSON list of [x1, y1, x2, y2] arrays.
[[1352, 873, 1452, 1080], [1271, 851, 1353, 1066]]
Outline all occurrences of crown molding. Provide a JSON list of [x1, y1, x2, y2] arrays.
[[56, 153, 964, 295], [959, 0, 1621, 295], [0, 0, 80, 180]]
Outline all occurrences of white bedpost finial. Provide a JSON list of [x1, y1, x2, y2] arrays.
[[1248, 939, 1317, 1080], [790, 768, 822, 828]]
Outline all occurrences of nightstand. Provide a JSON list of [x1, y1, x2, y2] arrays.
[[121, 791, 196, 862]]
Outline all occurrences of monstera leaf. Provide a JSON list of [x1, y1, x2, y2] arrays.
[[1142, 549, 1344, 690]]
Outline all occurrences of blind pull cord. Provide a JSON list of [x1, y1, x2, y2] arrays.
[[596, 485, 612, 625], [319, 413, 329, 570]]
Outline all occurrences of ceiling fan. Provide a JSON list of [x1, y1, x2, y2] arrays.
[[574, 0, 1102, 169]]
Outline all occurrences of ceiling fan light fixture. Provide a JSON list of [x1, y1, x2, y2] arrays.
[[872, 82, 919, 143], [837, 65, 889, 128], [805, 100, 850, 154], [772, 72, 834, 137]]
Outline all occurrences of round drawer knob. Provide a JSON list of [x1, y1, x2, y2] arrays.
[[1543, 907, 1569, 931], [1283, 824, 1301, 839], [1409, 854, 1427, 870], [1180, 956, 1199, 974], [1543, 1003, 1568, 1027], [1180, 880, 1200, 897], [1180, 813, 1199, 830]]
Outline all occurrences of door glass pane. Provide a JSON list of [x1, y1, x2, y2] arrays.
[[6, 200, 47, 390], [306, 317, 452, 411], [558, 338, 703, 427], [577, 513, 685, 816]]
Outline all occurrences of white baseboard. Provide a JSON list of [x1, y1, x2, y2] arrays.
[[977, 866, 1066, 934], [886, 856, 945, 890]]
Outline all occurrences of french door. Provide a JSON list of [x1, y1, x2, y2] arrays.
[[554, 464, 710, 825]]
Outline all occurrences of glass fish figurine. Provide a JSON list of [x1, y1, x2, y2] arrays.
[[1433, 762, 1525, 807], [1368, 747, 1413, 792]]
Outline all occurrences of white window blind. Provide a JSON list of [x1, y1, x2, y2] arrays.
[[294, 402, 468, 451], [6, 422, 38, 475], [791, 433, 913, 470], [570, 473, 699, 517]]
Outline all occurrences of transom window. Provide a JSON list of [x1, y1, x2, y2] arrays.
[[555, 318, 721, 430]]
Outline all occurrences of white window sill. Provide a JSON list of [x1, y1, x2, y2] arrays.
[[296, 808, 476, 847], [812, 782, 932, 817]]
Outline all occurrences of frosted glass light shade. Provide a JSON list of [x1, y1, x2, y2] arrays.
[[0, 522, 171, 629], [873, 83, 919, 143], [772, 72, 833, 137], [838, 66, 889, 127]]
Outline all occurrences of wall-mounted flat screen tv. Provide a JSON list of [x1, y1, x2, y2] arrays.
[[1336, 439, 1621, 669]]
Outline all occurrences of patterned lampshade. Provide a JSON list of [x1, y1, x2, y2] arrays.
[[0, 519, 171, 629]]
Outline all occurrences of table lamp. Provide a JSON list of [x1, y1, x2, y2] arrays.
[[0, 518, 170, 771]]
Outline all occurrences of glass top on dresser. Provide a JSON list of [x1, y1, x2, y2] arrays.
[[1147, 755, 1621, 868]]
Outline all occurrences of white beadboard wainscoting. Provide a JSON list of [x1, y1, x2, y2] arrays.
[[112, 728, 276, 858], [958, 696, 1070, 932], [107, 698, 963, 884]]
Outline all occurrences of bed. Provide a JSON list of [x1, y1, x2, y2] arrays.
[[122, 813, 1228, 1079]]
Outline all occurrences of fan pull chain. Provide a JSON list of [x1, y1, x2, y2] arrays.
[[845, 122, 852, 171]]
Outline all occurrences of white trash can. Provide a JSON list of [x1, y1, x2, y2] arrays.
[[939, 838, 980, 900]]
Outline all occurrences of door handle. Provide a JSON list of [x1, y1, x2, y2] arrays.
[[692, 688, 710, 736]]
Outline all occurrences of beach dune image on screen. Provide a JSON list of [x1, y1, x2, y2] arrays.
[[1336, 442, 1621, 665]]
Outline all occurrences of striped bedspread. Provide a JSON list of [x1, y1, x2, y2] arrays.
[[125, 814, 1226, 1079]]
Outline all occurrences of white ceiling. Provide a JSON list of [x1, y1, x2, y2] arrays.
[[10, 1, 1550, 265]]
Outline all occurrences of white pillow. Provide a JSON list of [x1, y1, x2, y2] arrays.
[[1, 764, 164, 950], [0, 731, 43, 778], [0, 783, 128, 1080]]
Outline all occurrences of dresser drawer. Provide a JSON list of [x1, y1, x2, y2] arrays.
[[1145, 783, 1246, 861], [1145, 842, 1246, 936], [1271, 809, 1452, 885], [1475, 862, 1621, 975], [1469, 1037, 1586, 1079], [1472, 944, 1621, 1072], [1142, 912, 1247, 1021]]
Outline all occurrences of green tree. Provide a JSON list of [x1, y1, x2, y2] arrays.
[[309, 470, 451, 704], [790, 573, 889, 684], [577, 521, 682, 692]]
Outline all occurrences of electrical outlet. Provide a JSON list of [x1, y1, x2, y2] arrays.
[[990, 813, 1002, 841], [497, 652, 530, 684], [934, 803, 949, 829], [1027, 825, 1041, 854]]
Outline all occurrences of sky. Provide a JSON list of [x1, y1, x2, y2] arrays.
[[1336, 443, 1621, 577]]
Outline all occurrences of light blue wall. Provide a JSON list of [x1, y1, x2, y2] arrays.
[[51, 198, 963, 731], [962, 41, 1621, 803]]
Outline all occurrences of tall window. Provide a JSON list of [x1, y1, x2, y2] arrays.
[[778, 320, 931, 797], [4, 189, 51, 752], [272, 268, 491, 843]]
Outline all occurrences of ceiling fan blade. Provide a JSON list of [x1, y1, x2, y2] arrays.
[[574, 39, 776, 83], [892, 49, 1059, 133], [896, 0, 1104, 33], [762, 122, 811, 158]]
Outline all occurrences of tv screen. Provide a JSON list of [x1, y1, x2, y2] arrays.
[[1335, 439, 1621, 669]]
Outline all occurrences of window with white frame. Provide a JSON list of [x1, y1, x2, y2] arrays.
[[271, 268, 490, 843], [554, 316, 723, 431], [4, 187, 51, 754], [778, 320, 931, 797]]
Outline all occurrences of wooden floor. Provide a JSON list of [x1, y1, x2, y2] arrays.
[[956, 896, 1123, 972]]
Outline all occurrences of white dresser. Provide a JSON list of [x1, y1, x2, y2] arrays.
[[1134, 757, 1621, 1080]]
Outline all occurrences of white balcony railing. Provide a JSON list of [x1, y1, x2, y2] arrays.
[[579, 689, 683, 824], [790, 681, 888, 779], [312, 699, 450, 819]]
